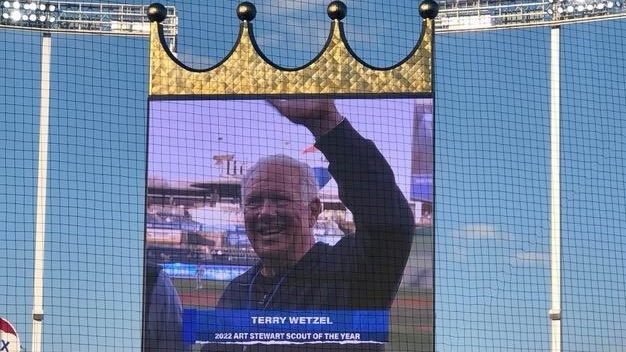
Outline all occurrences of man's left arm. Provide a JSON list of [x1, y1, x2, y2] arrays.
[[269, 99, 415, 307], [315, 119, 415, 308]]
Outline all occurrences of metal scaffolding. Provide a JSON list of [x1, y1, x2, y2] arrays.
[[436, 0, 626, 32]]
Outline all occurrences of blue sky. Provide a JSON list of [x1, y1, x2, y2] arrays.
[[1, 1, 625, 351]]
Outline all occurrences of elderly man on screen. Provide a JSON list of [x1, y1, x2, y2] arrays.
[[204, 99, 414, 352]]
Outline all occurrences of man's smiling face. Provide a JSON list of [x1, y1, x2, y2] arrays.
[[243, 162, 318, 266]]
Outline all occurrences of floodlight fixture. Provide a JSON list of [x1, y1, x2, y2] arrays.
[[0, 1, 60, 28], [438, 0, 626, 30], [0, 1, 178, 45]]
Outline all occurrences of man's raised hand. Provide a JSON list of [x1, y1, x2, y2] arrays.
[[268, 99, 343, 137]]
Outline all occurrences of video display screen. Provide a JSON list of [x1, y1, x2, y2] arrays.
[[143, 97, 433, 351]]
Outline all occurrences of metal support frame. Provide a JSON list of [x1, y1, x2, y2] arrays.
[[32, 31, 51, 352], [549, 25, 562, 352]]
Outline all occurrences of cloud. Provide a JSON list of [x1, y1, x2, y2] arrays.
[[514, 251, 550, 264], [174, 53, 215, 69], [448, 246, 469, 263], [452, 223, 512, 240]]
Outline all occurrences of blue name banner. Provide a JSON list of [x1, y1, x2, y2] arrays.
[[410, 174, 432, 202], [183, 309, 389, 344]]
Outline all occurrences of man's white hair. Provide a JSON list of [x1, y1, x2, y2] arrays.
[[241, 154, 319, 202]]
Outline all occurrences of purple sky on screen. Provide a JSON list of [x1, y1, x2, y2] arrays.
[[148, 98, 433, 198]]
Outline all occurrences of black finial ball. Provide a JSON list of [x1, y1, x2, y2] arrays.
[[419, 0, 439, 19], [327, 1, 347, 21], [237, 2, 256, 21], [147, 3, 167, 23]]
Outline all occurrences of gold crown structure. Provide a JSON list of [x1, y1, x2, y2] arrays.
[[147, 1, 439, 97]]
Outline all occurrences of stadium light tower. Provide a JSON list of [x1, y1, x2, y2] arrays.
[[436, 1, 626, 352], [1, 2, 177, 352]]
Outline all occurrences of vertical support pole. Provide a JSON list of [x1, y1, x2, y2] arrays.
[[549, 25, 562, 352], [32, 31, 52, 352]]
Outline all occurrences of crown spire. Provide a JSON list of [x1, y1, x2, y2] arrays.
[[327, 1, 347, 21], [236, 1, 256, 22]]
